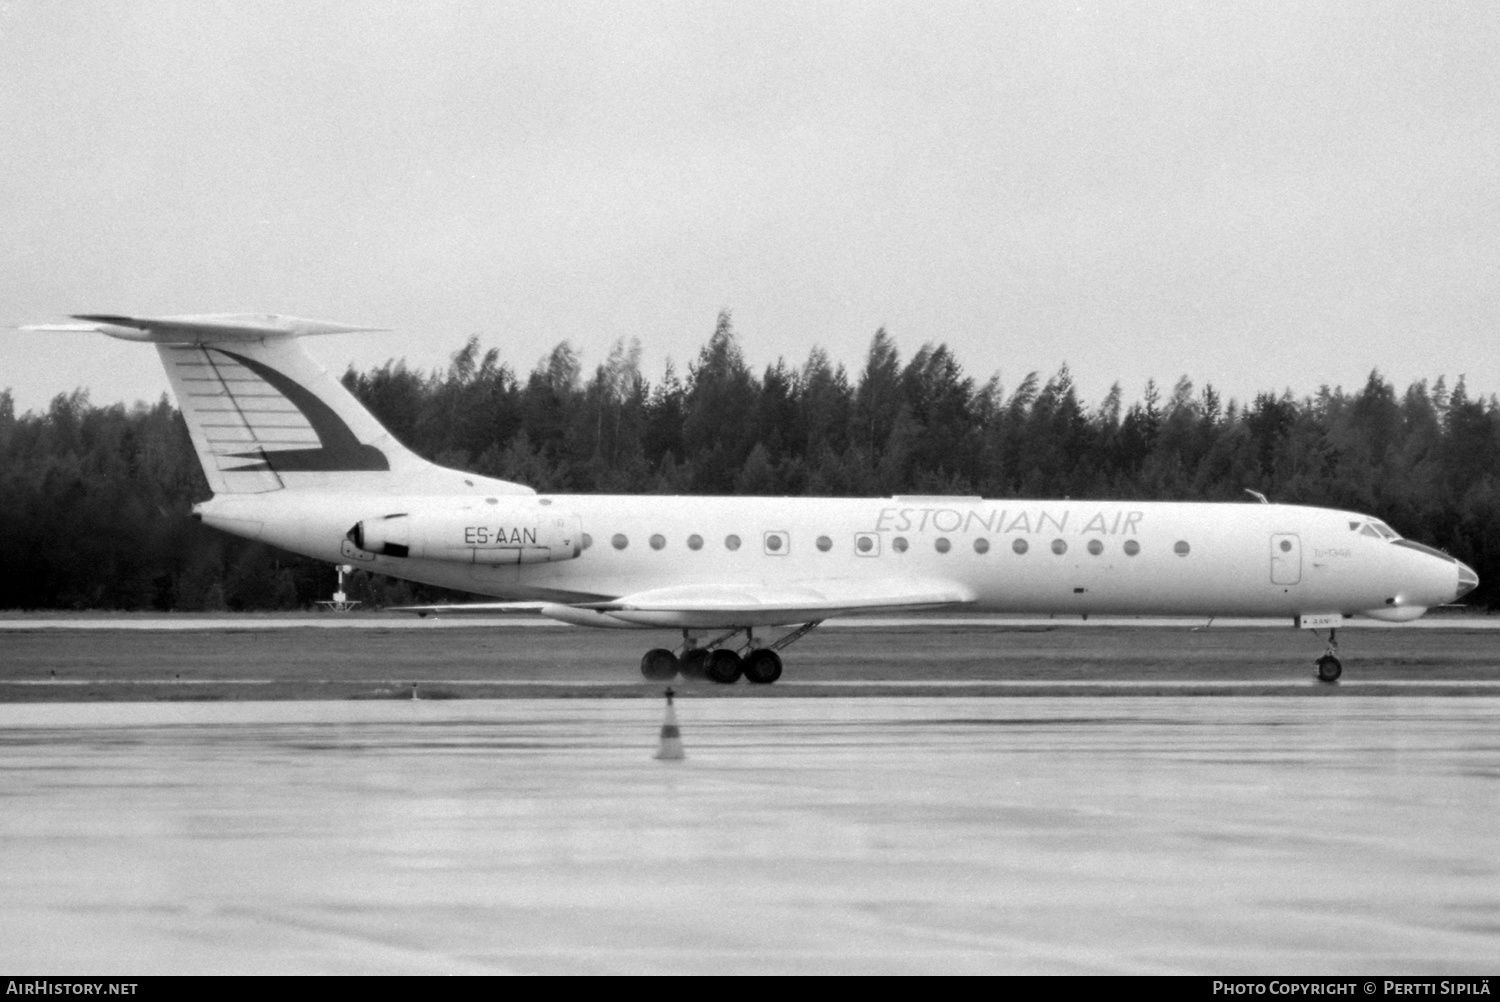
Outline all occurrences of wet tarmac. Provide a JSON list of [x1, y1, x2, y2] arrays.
[[6, 620, 1500, 701], [2, 697, 1496, 974]]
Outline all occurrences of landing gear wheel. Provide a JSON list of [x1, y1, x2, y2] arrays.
[[743, 648, 783, 684], [640, 648, 679, 681], [705, 649, 743, 684], [1316, 654, 1342, 683], [679, 648, 709, 680]]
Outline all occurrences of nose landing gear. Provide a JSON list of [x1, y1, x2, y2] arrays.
[[1314, 628, 1342, 683]]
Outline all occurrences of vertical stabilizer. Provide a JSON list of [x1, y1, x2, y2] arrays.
[[158, 338, 401, 494], [25, 314, 535, 498]]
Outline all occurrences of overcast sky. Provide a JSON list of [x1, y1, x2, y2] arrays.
[[3, 0, 1497, 415]]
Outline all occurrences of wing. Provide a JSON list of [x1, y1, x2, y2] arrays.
[[388, 601, 648, 629], [390, 601, 552, 617], [581, 576, 976, 628], [391, 578, 975, 630]]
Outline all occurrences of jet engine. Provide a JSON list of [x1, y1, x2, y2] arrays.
[[348, 503, 582, 565]]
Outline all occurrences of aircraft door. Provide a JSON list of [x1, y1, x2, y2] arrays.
[[1270, 533, 1301, 585]]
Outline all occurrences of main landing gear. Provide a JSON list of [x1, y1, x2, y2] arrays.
[[1314, 628, 1343, 683], [638, 623, 822, 685]]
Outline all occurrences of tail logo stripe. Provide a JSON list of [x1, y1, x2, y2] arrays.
[[163, 345, 390, 478], [214, 349, 389, 473]]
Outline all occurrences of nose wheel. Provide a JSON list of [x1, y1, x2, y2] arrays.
[[1313, 628, 1342, 683]]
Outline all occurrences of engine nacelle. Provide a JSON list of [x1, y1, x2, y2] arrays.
[[348, 503, 582, 565]]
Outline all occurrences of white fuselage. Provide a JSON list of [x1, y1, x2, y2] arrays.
[[43, 314, 1471, 646], [196, 492, 1466, 626]]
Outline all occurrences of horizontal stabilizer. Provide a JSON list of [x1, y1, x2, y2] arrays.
[[23, 313, 385, 344]]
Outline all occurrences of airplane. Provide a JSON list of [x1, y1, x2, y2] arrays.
[[24, 313, 1480, 685]]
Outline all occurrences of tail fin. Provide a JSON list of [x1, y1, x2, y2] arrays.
[[26, 314, 534, 498]]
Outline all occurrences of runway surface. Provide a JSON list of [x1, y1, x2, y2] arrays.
[[3, 622, 1496, 973], [4, 620, 1500, 699], [1, 696, 1496, 974]]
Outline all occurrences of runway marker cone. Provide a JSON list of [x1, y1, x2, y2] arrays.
[[655, 687, 685, 761]]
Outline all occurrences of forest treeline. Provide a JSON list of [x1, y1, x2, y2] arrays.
[[4, 311, 1500, 609]]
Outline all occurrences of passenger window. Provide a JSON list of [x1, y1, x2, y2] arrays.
[[764, 531, 788, 555], [688, 534, 703, 550], [892, 536, 908, 552], [649, 534, 666, 550], [816, 535, 832, 552], [854, 533, 880, 556], [1123, 540, 1140, 556], [725, 535, 741, 551], [1087, 539, 1103, 555], [582, 533, 593, 550], [973, 538, 989, 554], [935, 537, 951, 553], [612, 533, 628, 550], [1013, 538, 1028, 555], [1051, 539, 1067, 555], [1174, 541, 1190, 556]]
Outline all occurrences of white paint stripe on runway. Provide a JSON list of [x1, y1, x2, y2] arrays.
[[3, 679, 280, 685], [780, 678, 1500, 687], [6, 678, 1500, 689]]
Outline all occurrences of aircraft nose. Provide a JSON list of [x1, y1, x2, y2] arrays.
[[1455, 560, 1480, 601]]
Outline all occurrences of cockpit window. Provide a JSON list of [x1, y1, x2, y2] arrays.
[[1352, 519, 1402, 540]]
